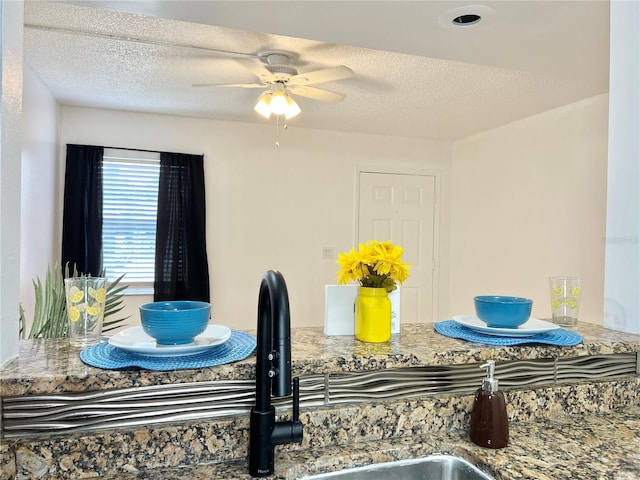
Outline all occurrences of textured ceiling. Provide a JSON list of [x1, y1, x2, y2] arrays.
[[23, 1, 610, 141]]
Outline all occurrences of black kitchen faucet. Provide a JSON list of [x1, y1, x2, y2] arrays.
[[249, 270, 303, 477]]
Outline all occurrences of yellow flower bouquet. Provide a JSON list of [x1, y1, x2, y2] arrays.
[[336, 240, 411, 293]]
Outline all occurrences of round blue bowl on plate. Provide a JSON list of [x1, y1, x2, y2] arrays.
[[139, 301, 211, 345], [474, 295, 533, 329]]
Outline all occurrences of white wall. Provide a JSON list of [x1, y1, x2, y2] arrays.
[[0, 1, 24, 366], [20, 65, 59, 334], [17, 91, 611, 341], [603, 0, 640, 333], [58, 106, 452, 331], [449, 94, 609, 324]]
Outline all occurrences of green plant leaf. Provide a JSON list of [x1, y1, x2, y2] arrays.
[[21, 262, 130, 338], [102, 272, 131, 333]]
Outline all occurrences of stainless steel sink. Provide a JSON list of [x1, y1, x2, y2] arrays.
[[300, 454, 494, 480]]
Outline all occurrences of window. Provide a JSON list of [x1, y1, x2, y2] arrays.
[[102, 149, 160, 292]]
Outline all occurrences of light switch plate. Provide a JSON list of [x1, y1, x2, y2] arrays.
[[321, 247, 335, 259]]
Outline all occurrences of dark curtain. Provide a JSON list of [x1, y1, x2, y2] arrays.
[[61, 144, 104, 276], [154, 152, 210, 302]]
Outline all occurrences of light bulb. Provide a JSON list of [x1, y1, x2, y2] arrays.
[[270, 91, 288, 115], [284, 95, 301, 119], [254, 92, 272, 119]]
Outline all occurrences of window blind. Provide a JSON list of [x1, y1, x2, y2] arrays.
[[102, 149, 160, 287]]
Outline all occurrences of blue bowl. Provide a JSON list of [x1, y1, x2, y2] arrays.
[[474, 295, 533, 329], [140, 301, 211, 345]]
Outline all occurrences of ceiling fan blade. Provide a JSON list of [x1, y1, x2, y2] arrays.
[[288, 65, 354, 86], [289, 85, 345, 103], [192, 82, 266, 88], [235, 58, 276, 83]]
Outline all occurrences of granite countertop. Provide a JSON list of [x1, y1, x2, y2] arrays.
[[2, 322, 640, 397], [97, 406, 640, 480], [3, 322, 640, 479]]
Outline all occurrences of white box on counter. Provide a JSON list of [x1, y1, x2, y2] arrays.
[[324, 285, 400, 336]]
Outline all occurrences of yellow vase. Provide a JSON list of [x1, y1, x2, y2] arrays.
[[354, 287, 392, 343]]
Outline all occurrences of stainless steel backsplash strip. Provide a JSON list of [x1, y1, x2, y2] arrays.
[[326, 354, 637, 405], [2, 353, 637, 437]]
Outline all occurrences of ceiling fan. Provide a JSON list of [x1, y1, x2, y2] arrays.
[[192, 51, 354, 119]]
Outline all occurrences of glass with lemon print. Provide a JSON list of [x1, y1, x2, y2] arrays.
[[549, 276, 582, 328], [64, 277, 107, 346]]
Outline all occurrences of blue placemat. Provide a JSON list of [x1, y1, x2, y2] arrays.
[[80, 330, 256, 371], [434, 320, 582, 346]]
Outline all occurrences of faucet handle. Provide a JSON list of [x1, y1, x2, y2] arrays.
[[269, 376, 304, 450], [291, 377, 303, 444], [293, 377, 300, 420]]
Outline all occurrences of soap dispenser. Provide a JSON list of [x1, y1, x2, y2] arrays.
[[470, 360, 508, 449]]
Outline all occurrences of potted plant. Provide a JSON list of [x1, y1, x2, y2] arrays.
[[19, 262, 130, 339]]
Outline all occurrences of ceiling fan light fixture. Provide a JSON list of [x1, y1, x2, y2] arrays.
[[284, 95, 301, 119], [254, 90, 301, 121], [254, 92, 272, 119], [270, 90, 288, 115]]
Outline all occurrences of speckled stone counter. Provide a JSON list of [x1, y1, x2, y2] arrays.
[[10, 396, 640, 480], [2, 322, 639, 396], [2, 322, 640, 479], [94, 406, 640, 480]]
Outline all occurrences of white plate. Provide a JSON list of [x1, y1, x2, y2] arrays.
[[108, 324, 232, 356], [452, 315, 560, 337]]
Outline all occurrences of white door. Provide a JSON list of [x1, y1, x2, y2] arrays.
[[358, 172, 437, 324]]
